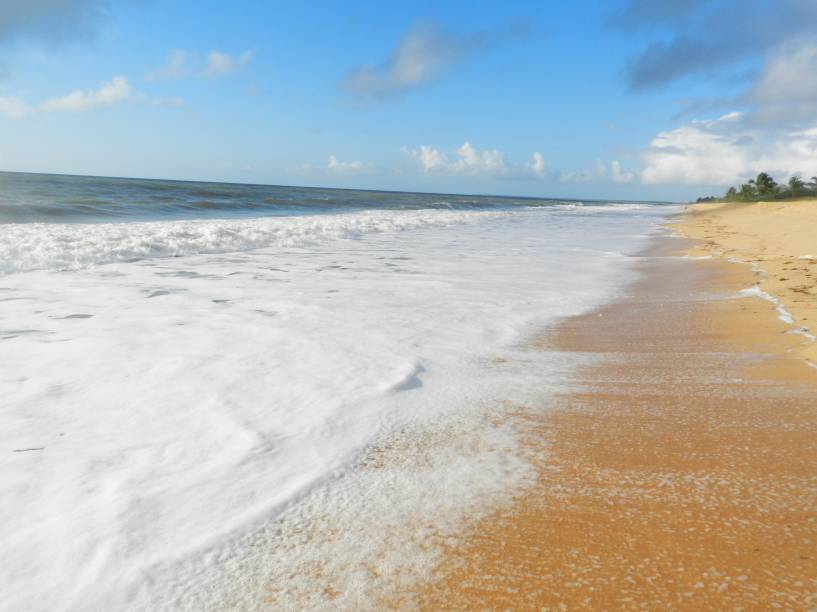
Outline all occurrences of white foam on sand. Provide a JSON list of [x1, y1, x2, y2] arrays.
[[739, 285, 793, 322], [0, 205, 674, 610], [737, 285, 815, 342]]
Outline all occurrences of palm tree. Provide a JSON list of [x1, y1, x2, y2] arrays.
[[788, 175, 805, 197], [738, 183, 756, 201], [754, 172, 778, 197]]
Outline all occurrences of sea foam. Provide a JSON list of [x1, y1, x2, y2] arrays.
[[1, 203, 675, 610], [0, 209, 512, 275]]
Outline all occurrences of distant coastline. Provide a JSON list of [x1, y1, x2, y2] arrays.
[[697, 171, 817, 203]]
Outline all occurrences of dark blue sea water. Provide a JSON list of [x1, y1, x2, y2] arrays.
[[0, 171, 655, 223]]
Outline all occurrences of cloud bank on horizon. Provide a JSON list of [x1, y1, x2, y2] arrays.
[[1, 0, 816, 199]]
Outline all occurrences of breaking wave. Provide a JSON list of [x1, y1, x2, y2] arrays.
[[0, 209, 514, 274]]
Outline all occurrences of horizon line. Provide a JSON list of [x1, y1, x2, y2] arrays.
[[0, 169, 679, 205]]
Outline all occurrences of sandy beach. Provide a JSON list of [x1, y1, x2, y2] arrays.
[[408, 202, 817, 609], [7, 3, 817, 608], [678, 200, 817, 366]]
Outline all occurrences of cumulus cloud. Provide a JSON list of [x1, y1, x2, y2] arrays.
[[639, 112, 817, 186], [0, 95, 29, 118], [203, 50, 253, 78], [402, 142, 546, 178], [339, 22, 524, 101], [566, 160, 635, 184], [40, 76, 133, 111], [0, 76, 182, 119], [0, 0, 107, 45], [405, 145, 447, 172], [298, 155, 373, 175], [609, 160, 636, 183], [145, 49, 193, 82]]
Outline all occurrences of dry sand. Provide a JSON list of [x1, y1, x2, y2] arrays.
[[677, 200, 817, 366], [405, 223, 817, 609]]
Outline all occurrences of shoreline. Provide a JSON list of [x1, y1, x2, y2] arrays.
[[3, 200, 668, 610], [408, 212, 817, 608]]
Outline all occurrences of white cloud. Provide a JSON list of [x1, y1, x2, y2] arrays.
[[755, 127, 817, 177], [146, 49, 192, 82], [531, 151, 545, 175], [40, 75, 133, 112], [640, 115, 753, 185], [449, 142, 506, 174], [610, 160, 636, 183], [402, 142, 546, 178], [298, 155, 373, 175], [327, 155, 371, 173], [639, 111, 817, 186], [1, 75, 182, 119], [0, 96, 30, 119], [204, 50, 253, 78], [403, 145, 447, 172]]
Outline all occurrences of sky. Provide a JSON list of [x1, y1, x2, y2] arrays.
[[1, 0, 817, 202]]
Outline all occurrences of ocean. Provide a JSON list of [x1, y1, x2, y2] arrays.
[[0, 171, 679, 610]]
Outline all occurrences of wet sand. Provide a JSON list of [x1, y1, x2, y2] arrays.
[[410, 233, 817, 609]]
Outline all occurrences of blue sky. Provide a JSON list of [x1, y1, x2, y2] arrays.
[[1, 0, 817, 201]]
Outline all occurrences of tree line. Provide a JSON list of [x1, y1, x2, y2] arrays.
[[697, 172, 817, 203]]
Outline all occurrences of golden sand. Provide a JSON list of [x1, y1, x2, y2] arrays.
[[408, 234, 817, 609], [677, 200, 817, 365]]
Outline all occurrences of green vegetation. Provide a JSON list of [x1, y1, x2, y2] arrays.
[[697, 172, 817, 203]]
